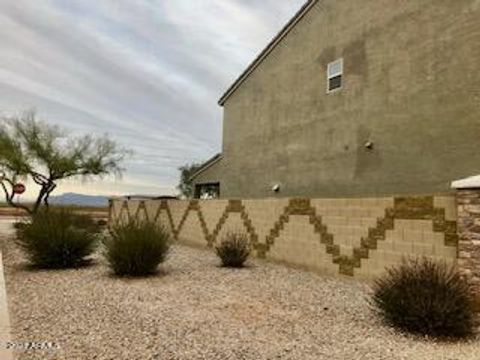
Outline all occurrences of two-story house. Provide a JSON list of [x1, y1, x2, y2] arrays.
[[192, 0, 480, 199]]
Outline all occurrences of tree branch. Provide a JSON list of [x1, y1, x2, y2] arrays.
[[43, 182, 57, 207], [1, 112, 128, 214], [0, 181, 11, 203], [0, 181, 32, 215], [0, 179, 13, 202], [32, 186, 47, 214], [31, 172, 49, 186]]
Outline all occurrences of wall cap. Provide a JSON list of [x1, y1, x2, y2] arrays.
[[451, 175, 480, 189]]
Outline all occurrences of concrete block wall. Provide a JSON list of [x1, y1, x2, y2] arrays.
[[110, 195, 458, 280]]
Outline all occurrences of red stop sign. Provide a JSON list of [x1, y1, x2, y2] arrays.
[[13, 183, 26, 195]]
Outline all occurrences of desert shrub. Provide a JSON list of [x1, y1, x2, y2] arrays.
[[13, 221, 27, 230], [103, 221, 170, 277], [16, 209, 100, 269], [215, 232, 250, 268], [372, 258, 476, 338]]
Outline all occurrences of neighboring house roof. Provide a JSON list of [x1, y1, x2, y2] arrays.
[[218, 0, 318, 106], [189, 153, 223, 181]]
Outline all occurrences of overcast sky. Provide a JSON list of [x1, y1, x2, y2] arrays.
[[0, 0, 305, 198]]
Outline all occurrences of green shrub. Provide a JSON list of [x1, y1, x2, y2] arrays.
[[215, 232, 250, 268], [103, 221, 171, 277], [13, 221, 27, 230], [372, 258, 476, 338], [16, 209, 100, 269]]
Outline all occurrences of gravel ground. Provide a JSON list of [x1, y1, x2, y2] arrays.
[[1, 235, 479, 360]]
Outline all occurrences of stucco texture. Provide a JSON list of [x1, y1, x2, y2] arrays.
[[197, 0, 480, 199]]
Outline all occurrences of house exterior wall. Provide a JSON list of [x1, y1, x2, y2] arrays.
[[202, 0, 480, 199], [192, 160, 225, 191]]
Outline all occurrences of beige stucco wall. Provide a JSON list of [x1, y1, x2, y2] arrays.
[[192, 159, 226, 193], [110, 195, 458, 281], [200, 0, 480, 199]]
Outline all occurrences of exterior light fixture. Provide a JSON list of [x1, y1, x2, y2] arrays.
[[365, 141, 374, 150], [272, 184, 280, 193]]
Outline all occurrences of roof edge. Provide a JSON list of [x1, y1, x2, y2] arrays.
[[452, 175, 480, 189], [218, 0, 318, 106], [189, 153, 223, 181]]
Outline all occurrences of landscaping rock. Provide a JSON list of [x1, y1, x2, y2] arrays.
[[2, 236, 479, 360]]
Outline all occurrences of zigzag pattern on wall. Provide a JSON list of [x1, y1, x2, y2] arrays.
[[110, 196, 458, 276]]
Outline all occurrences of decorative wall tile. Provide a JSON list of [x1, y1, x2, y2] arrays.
[[110, 195, 458, 280], [145, 201, 161, 222], [267, 215, 338, 276], [216, 213, 246, 244], [242, 199, 289, 247], [169, 201, 190, 230], [198, 200, 229, 235], [126, 201, 142, 220], [178, 210, 206, 247]]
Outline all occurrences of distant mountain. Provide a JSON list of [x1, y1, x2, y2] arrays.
[[49, 193, 109, 207]]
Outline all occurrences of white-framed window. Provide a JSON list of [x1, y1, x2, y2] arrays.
[[327, 58, 343, 93]]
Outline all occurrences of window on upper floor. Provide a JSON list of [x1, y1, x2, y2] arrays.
[[327, 58, 343, 93]]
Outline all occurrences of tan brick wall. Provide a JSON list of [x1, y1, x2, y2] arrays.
[[110, 195, 458, 281], [266, 214, 339, 277], [199, 200, 229, 235]]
